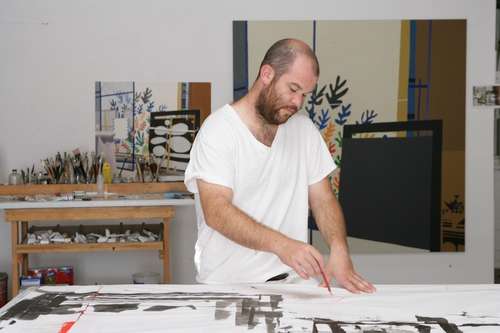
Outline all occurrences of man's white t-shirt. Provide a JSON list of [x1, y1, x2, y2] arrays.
[[184, 104, 335, 283]]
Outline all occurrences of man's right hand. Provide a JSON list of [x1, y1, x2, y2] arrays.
[[274, 238, 326, 280]]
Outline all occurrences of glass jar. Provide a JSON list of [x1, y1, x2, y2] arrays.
[[8, 169, 22, 185]]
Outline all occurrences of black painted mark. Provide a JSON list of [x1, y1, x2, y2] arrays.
[[0, 290, 287, 331], [415, 324, 432, 333], [93, 304, 138, 313], [236, 295, 283, 332], [312, 318, 346, 333], [143, 305, 195, 311], [461, 323, 500, 328], [416, 315, 461, 333], [0, 293, 83, 321], [213, 295, 284, 332], [303, 315, 500, 333], [302, 317, 434, 333], [96, 291, 245, 299], [214, 300, 232, 320], [247, 306, 256, 328]]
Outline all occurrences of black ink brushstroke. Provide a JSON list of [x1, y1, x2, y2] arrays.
[[312, 318, 346, 333], [0, 293, 83, 321], [230, 294, 283, 331], [214, 300, 232, 320], [93, 304, 139, 313], [143, 305, 195, 311], [461, 323, 500, 327], [416, 315, 461, 333], [300, 317, 439, 333]]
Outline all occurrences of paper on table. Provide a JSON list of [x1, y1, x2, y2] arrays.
[[1, 284, 499, 333]]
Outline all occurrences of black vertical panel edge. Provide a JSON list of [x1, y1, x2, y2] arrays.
[[342, 120, 443, 251]]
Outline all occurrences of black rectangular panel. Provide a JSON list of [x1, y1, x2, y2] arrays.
[[339, 136, 434, 250]]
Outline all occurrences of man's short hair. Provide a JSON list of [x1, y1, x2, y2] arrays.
[[258, 38, 320, 80]]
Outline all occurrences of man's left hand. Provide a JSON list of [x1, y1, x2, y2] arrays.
[[321, 248, 376, 294]]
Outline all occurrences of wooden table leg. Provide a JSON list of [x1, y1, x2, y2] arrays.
[[21, 222, 29, 276], [11, 222, 19, 296], [162, 219, 171, 283]]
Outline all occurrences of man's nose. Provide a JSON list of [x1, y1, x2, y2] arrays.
[[291, 94, 304, 109]]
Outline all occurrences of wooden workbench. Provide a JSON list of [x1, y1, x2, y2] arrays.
[[0, 183, 193, 296]]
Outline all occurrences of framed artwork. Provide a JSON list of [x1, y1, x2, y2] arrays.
[[95, 82, 210, 180], [148, 110, 201, 172]]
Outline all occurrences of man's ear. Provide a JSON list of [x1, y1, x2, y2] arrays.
[[259, 64, 275, 85]]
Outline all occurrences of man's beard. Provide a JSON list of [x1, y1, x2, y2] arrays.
[[256, 81, 298, 125]]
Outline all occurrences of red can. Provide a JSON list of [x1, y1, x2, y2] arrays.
[[28, 268, 45, 279], [55, 266, 74, 285], [28, 266, 74, 285]]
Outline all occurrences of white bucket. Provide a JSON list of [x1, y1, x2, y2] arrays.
[[132, 272, 161, 284]]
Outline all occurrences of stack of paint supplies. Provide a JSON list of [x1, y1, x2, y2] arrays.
[[24, 227, 160, 244], [20, 266, 74, 288]]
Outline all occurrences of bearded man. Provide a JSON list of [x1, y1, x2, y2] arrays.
[[185, 38, 374, 293]]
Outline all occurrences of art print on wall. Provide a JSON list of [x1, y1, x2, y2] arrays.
[[149, 110, 200, 173], [95, 82, 210, 180]]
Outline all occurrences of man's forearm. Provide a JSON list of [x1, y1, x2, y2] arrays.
[[314, 197, 349, 249], [309, 179, 349, 252]]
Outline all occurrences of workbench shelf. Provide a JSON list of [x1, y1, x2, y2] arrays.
[[0, 182, 188, 296], [15, 242, 164, 254], [0, 182, 187, 196]]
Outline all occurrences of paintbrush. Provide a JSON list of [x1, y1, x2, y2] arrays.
[[313, 257, 332, 295], [149, 156, 158, 182], [138, 157, 146, 182], [43, 159, 54, 182], [135, 158, 142, 182], [156, 153, 167, 181], [118, 156, 127, 179]]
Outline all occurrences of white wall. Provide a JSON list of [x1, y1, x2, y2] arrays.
[[0, 0, 496, 292]]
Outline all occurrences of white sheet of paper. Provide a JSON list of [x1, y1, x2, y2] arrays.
[[1, 284, 499, 332]]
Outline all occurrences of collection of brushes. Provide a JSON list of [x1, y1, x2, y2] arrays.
[[18, 149, 106, 185], [14, 150, 171, 185], [135, 155, 162, 183]]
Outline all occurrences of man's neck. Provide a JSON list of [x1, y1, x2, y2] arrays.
[[231, 95, 278, 147]]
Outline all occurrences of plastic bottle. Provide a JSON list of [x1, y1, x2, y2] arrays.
[[102, 162, 112, 184], [97, 173, 104, 195]]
